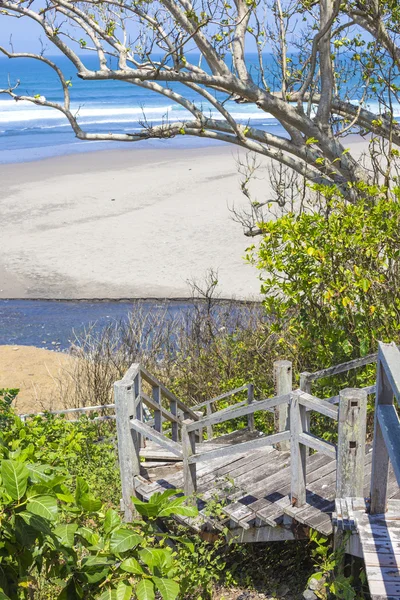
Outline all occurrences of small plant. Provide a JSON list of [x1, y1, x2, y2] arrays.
[[308, 529, 359, 599]]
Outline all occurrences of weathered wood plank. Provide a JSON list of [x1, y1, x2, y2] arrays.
[[298, 432, 336, 458], [336, 388, 367, 499], [188, 431, 290, 464], [290, 392, 307, 506], [297, 391, 339, 420], [247, 384, 255, 432], [186, 393, 291, 432], [140, 366, 199, 420], [306, 353, 378, 382], [130, 419, 183, 458], [115, 380, 141, 521], [371, 345, 395, 514], [182, 419, 197, 496], [192, 385, 249, 410], [377, 405, 400, 488], [379, 342, 400, 405], [274, 360, 292, 451], [141, 391, 181, 425]]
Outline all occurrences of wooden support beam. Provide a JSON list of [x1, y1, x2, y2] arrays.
[[297, 391, 339, 420], [114, 379, 141, 521], [290, 392, 307, 507], [377, 405, 400, 488], [206, 403, 213, 440], [188, 430, 290, 464], [371, 344, 395, 514], [130, 419, 183, 458], [274, 360, 292, 451], [170, 398, 179, 442], [298, 432, 337, 458], [185, 392, 290, 433], [247, 384, 255, 432], [336, 388, 367, 498], [300, 372, 312, 440], [182, 419, 197, 498], [152, 385, 162, 433]]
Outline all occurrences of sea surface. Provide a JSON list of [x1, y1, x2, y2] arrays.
[[0, 299, 195, 349], [0, 52, 392, 163]]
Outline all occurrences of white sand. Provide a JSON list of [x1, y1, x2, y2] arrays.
[[0, 146, 265, 300], [0, 137, 369, 300]]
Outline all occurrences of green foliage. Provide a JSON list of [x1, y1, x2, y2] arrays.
[[0, 402, 233, 599], [251, 192, 400, 369], [308, 530, 362, 599]]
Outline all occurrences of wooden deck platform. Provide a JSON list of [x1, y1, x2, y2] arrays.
[[135, 432, 400, 538], [114, 343, 400, 599]]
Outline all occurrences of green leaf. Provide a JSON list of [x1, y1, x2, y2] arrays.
[[1, 459, 29, 500], [120, 557, 143, 575], [75, 476, 89, 503], [26, 463, 53, 483], [104, 508, 121, 534], [78, 493, 102, 512], [19, 511, 53, 535], [109, 529, 142, 554], [158, 498, 198, 518], [136, 580, 155, 600], [97, 589, 117, 600], [27, 495, 58, 521], [116, 582, 132, 600], [152, 577, 179, 600], [54, 524, 78, 547], [139, 548, 173, 572]]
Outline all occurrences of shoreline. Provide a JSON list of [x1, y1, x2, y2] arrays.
[[0, 145, 263, 301], [0, 137, 370, 301]]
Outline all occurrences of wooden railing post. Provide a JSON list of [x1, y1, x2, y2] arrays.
[[206, 404, 213, 440], [134, 371, 145, 448], [370, 346, 394, 514], [274, 360, 292, 451], [247, 384, 255, 432], [300, 372, 312, 456], [290, 392, 307, 506], [170, 398, 178, 441], [114, 378, 141, 521], [182, 419, 197, 499], [152, 385, 162, 433], [336, 388, 367, 499]]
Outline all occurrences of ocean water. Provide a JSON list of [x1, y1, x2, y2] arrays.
[[0, 53, 286, 163], [0, 52, 392, 164]]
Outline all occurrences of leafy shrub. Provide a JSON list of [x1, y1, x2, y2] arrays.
[[249, 192, 400, 370]]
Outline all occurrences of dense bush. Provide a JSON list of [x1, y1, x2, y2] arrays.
[[249, 190, 400, 371]]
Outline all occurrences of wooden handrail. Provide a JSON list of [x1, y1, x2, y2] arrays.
[[185, 393, 291, 433], [302, 353, 378, 384], [297, 391, 339, 419], [19, 403, 116, 420], [187, 430, 290, 465], [192, 384, 249, 410], [370, 342, 400, 513]]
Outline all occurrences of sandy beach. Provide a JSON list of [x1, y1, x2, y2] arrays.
[[0, 145, 267, 300], [0, 138, 369, 301]]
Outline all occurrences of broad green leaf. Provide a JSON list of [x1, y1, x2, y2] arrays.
[[96, 589, 117, 600], [27, 495, 58, 521], [15, 515, 38, 546], [109, 529, 142, 554], [120, 557, 143, 575], [54, 524, 78, 548], [75, 476, 89, 503], [139, 548, 173, 572], [0, 590, 11, 600], [1, 459, 29, 500], [78, 493, 102, 512], [19, 511, 53, 535], [26, 463, 53, 483], [104, 508, 121, 534], [116, 582, 132, 600], [157, 498, 198, 518], [76, 526, 101, 548], [136, 580, 155, 600], [152, 577, 179, 600]]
